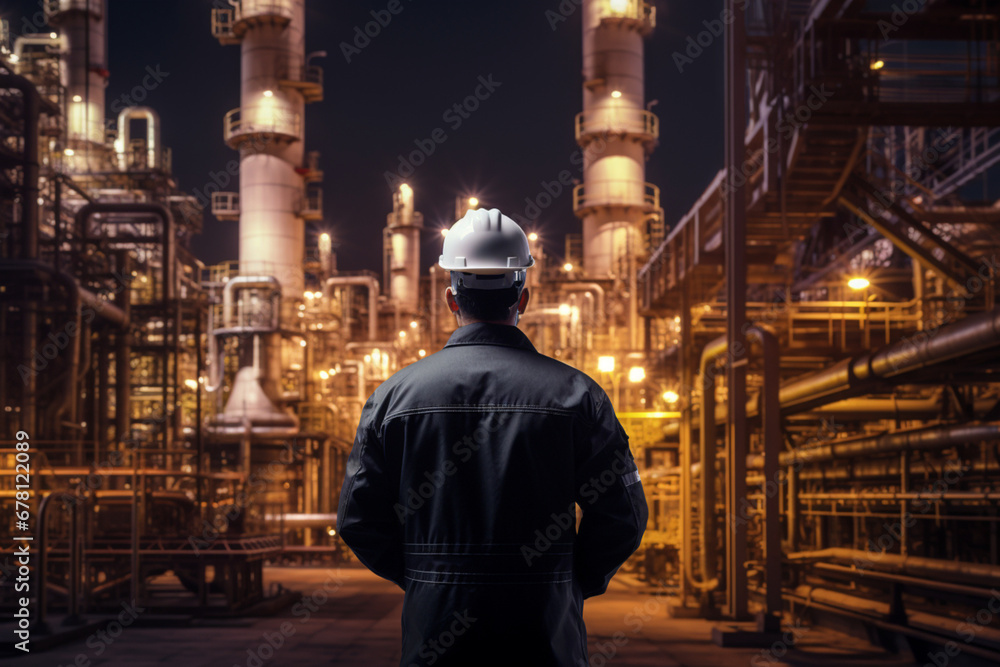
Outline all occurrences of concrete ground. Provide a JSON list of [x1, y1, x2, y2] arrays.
[[5, 566, 920, 666]]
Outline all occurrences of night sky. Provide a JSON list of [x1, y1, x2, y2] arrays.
[[5, 0, 726, 274]]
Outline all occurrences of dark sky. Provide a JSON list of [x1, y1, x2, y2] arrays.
[[6, 0, 726, 273]]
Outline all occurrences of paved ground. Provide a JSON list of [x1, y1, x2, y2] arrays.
[[5, 566, 920, 666]]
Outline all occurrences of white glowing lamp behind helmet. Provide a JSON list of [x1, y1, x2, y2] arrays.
[[439, 208, 535, 290]]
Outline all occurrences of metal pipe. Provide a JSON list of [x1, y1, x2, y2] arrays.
[[265, 512, 338, 528], [74, 203, 176, 301], [325, 276, 379, 340], [0, 75, 42, 260], [114, 106, 161, 171], [780, 307, 1000, 413], [777, 586, 1000, 664], [694, 335, 727, 592], [560, 283, 606, 324], [221, 275, 281, 328], [723, 0, 750, 622], [778, 422, 1000, 466], [0, 262, 84, 437], [662, 309, 1000, 441], [812, 561, 999, 599], [690, 328, 781, 611], [787, 458, 999, 482], [205, 297, 225, 394], [754, 327, 782, 625], [799, 491, 1000, 502], [788, 548, 1000, 586]]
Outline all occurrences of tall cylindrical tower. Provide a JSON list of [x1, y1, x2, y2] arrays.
[[384, 183, 424, 315], [574, 0, 658, 278], [224, 0, 308, 303], [211, 0, 323, 432], [47, 0, 108, 172]]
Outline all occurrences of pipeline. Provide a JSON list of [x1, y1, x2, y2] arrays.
[[760, 422, 1000, 467], [559, 283, 605, 324], [665, 308, 1000, 442], [788, 548, 1000, 586], [221, 275, 281, 329], [74, 202, 177, 301], [0, 261, 127, 438], [774, 585, 1000, 664], [0, 74, 42, 260], [688, 327, 780, 603], [780, 306, 1000, 413], [325, 276, 379, 340]]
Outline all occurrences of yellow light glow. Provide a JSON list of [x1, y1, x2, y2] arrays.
[[628, 366, 646, 383], [528, 232, 538, 242], [673, 316, 680, 324], [298, 304, 305, 311], [558, 304, 571, 317], [319, 232, 330, 242], [299, 340, 307, 347], [319, 370, 329, 380], [848, 277, 870, 290], [364, 354, 371, 363], [468, 197, 479, 208], [598, 356, 616, 373], [441, 228, 449, 237], [184, 379, 198, 390], [314, 291, 322, 299], [263, 89, 274, 97], [563, 263, 573, 272], [304, 291, 314, 299], [64, 148, 74, 156], [399, 330, 406, 338], [72, 94, 82, 102], [611, 90, 623, 98], [609, 0, 629, 14], [870, 60, 885, 71], [8, 54, 19, 63], [327, 527, 336, 536], [418, 349, 427, 357], [400, 183, 412, 196], [409, 320, 418, 329], [663, 390, 679, 404], [49, 32, 57, 39]]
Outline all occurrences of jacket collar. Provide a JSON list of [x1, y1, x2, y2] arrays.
[[443, 322, 537, 353]]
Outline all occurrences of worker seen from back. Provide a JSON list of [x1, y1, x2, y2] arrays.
[[337, 207, 648, 666]]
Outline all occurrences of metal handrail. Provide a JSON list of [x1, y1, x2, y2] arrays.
[[575, 109, 658, 142], [596, 0, 655, 28], [211, 191, 240, 216], [235, 0, 294, 22], [573, 180, 660, 211], [224, 106, 301, 142], [44, 0, 101, 18]]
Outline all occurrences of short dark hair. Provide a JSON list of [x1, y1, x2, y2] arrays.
[[454, 285, 521, 322]]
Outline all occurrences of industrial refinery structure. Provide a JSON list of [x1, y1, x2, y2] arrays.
[[2, 0, 1000, 663]]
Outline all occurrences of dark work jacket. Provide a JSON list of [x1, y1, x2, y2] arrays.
[[337, 322, 648, 667]]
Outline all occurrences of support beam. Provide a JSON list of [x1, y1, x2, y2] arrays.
[[723, 0, 750, 622]]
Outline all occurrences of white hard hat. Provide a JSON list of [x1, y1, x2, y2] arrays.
[[439, 208, 535, 290]]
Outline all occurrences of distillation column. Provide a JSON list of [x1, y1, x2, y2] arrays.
[[574, 0, 659, 280], [211, 0, 322, 433], [384, 183, 424, 316], [47, 0, 108, 172]]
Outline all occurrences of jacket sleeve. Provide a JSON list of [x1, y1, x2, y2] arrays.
[[573, 389, 648, 598], [336, 396, 405, 589]]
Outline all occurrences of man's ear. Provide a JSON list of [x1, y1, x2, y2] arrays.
[[445, 286, 460, 313], [517, 287, 530, 315]]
